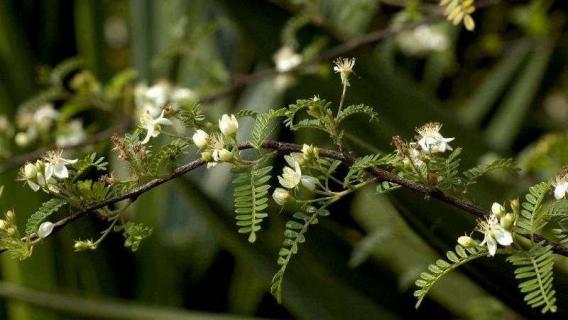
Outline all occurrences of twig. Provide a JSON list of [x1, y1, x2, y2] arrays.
[[8, 140, 567, 257]]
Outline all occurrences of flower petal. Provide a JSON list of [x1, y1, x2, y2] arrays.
[[493, 226, 513, 246], [486, 236, 497, 256], [53, 163, 68, 179]]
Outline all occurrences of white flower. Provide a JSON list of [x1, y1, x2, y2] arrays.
[[56, 120, 86, 147], [416, 122, 454, 153], [478, 215, 513, 256], [553, 175, 568, 200], [333, 57, 356, 86], [273, 188, 291, 206], [219, 114, 239, 137], [278, 160, 302, 189], [140, 110, 173, 144], [207, 136, 226, 168], [20, 161, 41, 191], [24, 162, 38, 179], [171, 88, 195, 102], [44, 151, 78, 180], [192, 130, 209, 149], [300, 176, 318, 191], [397, 24, 449, 56], [284, 154, 304, 167], [145, 81, 171, 109], [408, 144, 425, 169], [273, 46, 302, 72], [37, 221, 54, 238], [33, 103, 59, 130]]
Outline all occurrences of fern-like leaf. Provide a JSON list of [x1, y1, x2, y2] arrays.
[[515, 182, 550, 239], [462, 158, 518, 187], [146, 139, 190, 176], [232, 163, 272, 243], [271, 208, 328, 303], [25, 198, 67, 236], [343, 153, 397, 187], [235, 109, 258, 119], [336, 104, 378, 123], [414, 245, 487, 308], [507, 244, 557, 313], [249, 108, 286, 148]]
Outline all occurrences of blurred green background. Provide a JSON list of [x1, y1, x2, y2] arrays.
[[0, 0, 567, 319]]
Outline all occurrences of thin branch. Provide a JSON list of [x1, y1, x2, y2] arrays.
[[8, 140, 567, 257]]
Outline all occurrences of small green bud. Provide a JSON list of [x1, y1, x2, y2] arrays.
[[218, 149, 233, 162], [201, 151, 213, 162], [500, 213, 514, 231]]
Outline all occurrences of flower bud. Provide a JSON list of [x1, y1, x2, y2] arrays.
[[500, 213, 514, 231], [510, 198, 520, 214], [24, 163, 38, 179], [6, 210, 15, 220], [192, 130, 209, 149], [218, 114, 238, 137], [0, 219, 7, 230], [491, 202, 505, 218], [272, 188, 291, 206], [37, 221, 54, 239], [457, 235, 476, 248], [15, 133, 30, 146], [218, 149, 233, 162], [201, 151, 213, 162], [301, 176, 318, 191], [302, 144, 318, 160], [6, 227, 16, 236]]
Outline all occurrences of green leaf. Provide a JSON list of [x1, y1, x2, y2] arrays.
[[414, 245, 487, 308], [232, 161, 272, 243], [515, 182, 550, 238], [25, 198, 67, 236], [249, 108, 286, 149], [507, 244, 557, 314], [336, 104, 378, 124]]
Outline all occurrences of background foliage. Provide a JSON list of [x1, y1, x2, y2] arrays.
[[0, 0, 567, 319]]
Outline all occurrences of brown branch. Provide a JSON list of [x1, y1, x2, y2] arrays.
[[9, 140, 567, 257]]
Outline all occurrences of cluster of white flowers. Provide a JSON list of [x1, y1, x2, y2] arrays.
[[14, 103, 87, 148], [477, 203, 514, 256], [19, 151, 77, 193], [56, 120, 87, 147], [15, 103, 59, 147], [272, 145, 319, 206], [134, 81, 195, 118], [396, 25, 449, 56], [192, 114, 239, 168], [135, 81, 195, 144], [457, 202, 515, 257]]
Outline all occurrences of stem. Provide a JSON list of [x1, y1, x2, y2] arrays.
[[9, 140, 568, 257]]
